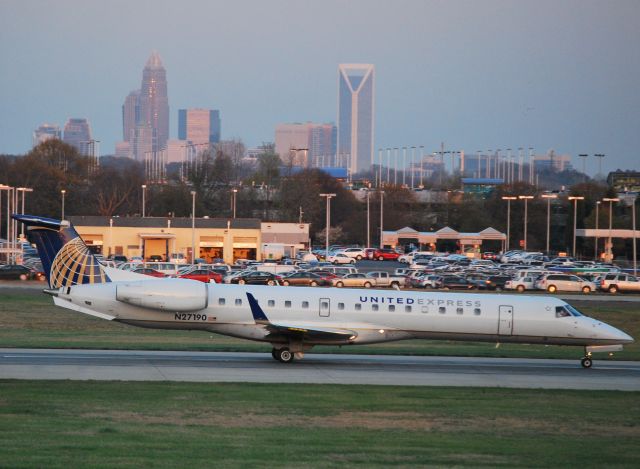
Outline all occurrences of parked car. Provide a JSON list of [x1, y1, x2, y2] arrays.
[[146, 254, 163, 262], [411, 274, 442, 289], [505, 276, 537, 292], [364, 248, 378, 260], [373, 249, 400, 261], [169, 253, 187, 265], [535, 274, 595, 293], [281, 271, 331, 287], [365, 271, 406, 288], [0, 264, 42, 281], [131, 267, 167, 278], [598, 273, 640, 293], [481, 252, 498, 260], [435, 276, 474, 290], [332, 273, 375, 288], [327, 253, 356, 265], [477, 275, 512, 291], [339, 247, 367, 260], [229, 271, 281, 285], [178, 268, 222, 283]]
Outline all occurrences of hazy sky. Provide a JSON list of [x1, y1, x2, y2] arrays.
[[1, 0, 638, 174]]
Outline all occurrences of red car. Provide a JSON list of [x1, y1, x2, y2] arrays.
[[372, 249, 400, 261], [179, 269, 222, 283], [132, 268, 166, 278]]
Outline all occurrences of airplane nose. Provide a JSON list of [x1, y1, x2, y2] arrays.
[[600, 323, 634, 344]]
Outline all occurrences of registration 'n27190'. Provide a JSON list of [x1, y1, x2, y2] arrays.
[[174, 313, 207, 321]]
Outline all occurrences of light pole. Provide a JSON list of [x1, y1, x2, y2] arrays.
[[16, 187, 33, 241], [541, 194, 558, 254], [519, 195, 534, 251], [501, 196, 517, 251], [568, 196, 584, 258], [232, 188, 238, 219], [366, 190, 370, 249], [594, 201, 601, 260], [632, 195, 637, 275], [578, 154, 588, 180], [603, 197, 619, 262], [419, 145, 425, 188], [594, 153, 605, 178], [141, 184, 147, 217], [0, 185, 11, 263], [379, 191, 385, 249], [410, 146, 416, 189], [319, 193, 336, 260], [191, 191, 196, 264], [60, 189, 66, 220]]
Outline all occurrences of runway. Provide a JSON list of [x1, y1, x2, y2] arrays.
[[1, 348, 639, 390]]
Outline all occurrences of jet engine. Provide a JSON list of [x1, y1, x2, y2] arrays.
[[116, 278, 208, 312]]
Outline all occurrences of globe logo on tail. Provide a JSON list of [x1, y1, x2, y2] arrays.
[[50, 237, 109, 288]]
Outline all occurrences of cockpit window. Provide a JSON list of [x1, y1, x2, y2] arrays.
[[556, 305, 583, 318]]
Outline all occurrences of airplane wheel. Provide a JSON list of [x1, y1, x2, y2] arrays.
[[277, 348, 294, 363], [581, 357, 593, 368]]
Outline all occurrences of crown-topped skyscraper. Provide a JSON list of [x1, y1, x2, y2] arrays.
[[119, 52, 170, 161]]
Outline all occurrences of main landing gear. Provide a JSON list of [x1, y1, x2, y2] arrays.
[[580, 356, 593, 368], [272, 347, 294, 363]]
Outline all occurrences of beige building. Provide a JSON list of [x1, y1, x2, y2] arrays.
[[69, 216, 262, 264]]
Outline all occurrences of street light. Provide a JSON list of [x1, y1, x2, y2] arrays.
[[518, 195, 534, 251], [568, 196, 585, 258], [319, 193, 336, 260], [541, 194, 558, 254], [632, 195, 637, 276], [0, 185, 12, 263], [366, 190, 370, 249], [603, 197, 620, 262], [60, 189, 66, 220], [16, 187, 33, 241], [379, 191, 385, 249], [232, 188, 238, 219], [594, 201, 601, 260], [141, 184, 147, 217], [501, 196, 517, 252], [191, 191, 196, 264]]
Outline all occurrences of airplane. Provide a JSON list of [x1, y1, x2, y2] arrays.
[[13, 214, 634, 368]]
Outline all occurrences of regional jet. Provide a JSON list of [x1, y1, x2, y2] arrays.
[[14, 214, 633, 367]]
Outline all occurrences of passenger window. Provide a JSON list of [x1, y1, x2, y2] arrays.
[[439, 307, 446, 314], [338, 303, 345, 310], [235, 299, 242, 306], [372, 304, 379, 311], [218, 298, 226, 305], [474, 308, 481, 316], [302, 301, 309, 308], [456, 307, 463, 315], [285, 301, 291, 308], [405, 305, 412, 313], [268, 300, 275, 307], [355, 303, 362, 311], [421, 306, 428, 314], [389, 305, 395, 312]]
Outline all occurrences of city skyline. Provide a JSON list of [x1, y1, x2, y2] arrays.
[[1, 0, 639, 175]]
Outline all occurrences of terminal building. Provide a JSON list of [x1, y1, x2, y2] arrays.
[[381, 226, 506, 256]]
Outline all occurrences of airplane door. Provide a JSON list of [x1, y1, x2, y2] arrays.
[[498, 305, 513, 335], [319, 298, 330, 317]]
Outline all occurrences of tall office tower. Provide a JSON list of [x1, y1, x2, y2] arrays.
[[122, 90, 140, 142], [275, 122, 336, 167], [32, 123, 61, 146], [178, 108, 222, 146], [138, 51, 169, 153], [62, 118, 92, 154], [337, 64, 374, 174]]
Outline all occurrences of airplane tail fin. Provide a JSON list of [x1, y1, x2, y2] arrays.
[[12, 214, 110, 288]]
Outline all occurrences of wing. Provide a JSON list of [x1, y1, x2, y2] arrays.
[[246, 293, 357, 342]]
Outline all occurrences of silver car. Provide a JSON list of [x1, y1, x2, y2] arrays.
[[535, 274, 596, 293], [332, 273, 375, 288]]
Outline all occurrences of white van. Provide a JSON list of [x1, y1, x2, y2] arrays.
[[247, 264, 298, 275]]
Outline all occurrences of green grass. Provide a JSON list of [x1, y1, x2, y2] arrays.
[[1, 288, 639, 360], [0, 381, 638, 468]]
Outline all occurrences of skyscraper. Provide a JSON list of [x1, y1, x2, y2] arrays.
[[178, 109, 222, 146], [337, 64, 375, 174], [33, 123, 61, 146], [139, 51, 169, 153], [118, 52, 170, 161], [62, 118, 92, 154]]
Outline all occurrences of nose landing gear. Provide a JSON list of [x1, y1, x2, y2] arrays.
[[580, 356, 593, 368]]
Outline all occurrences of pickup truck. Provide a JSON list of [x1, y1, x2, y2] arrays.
[[365, 271, 406, 288]]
